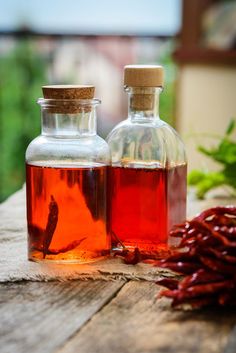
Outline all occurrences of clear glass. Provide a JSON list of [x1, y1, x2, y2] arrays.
[[107, 87, 187, 254], [26, 98, 110, 263]]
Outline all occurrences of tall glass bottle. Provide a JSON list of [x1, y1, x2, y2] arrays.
[[26, 85, 110, 263], [107, 65, 187, 254]]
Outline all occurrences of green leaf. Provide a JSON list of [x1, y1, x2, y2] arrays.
[[188, 170, 206, 185], [198, 146, 213, 158], [197, 119, 236, 165], [223, 163, 236, 189], [190, 119, 236, 199], [226, 119, 235, 136], [216, 140, 236, 164], [189, 172, 226, 199]]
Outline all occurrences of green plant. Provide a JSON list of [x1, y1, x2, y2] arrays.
[[188, 119, 236, 199], [159, 42, 176, 126], [0, 39, 46, 201]]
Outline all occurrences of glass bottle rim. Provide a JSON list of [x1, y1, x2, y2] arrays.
[[124, 86, 163, 93], [37, 97, 101, 107]]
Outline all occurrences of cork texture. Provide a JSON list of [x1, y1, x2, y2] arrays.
[[42, 85, 95, 100], [129, 87, 156, 111], [130, 94, 155, 111], [41, 85, 95, 114], [124, 65, 164, 88]]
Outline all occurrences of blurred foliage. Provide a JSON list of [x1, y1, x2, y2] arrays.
[[188, 119, 236, 199], [159, 45, 176, 126], [160, 81, 175, 126], [0, 39, 46, 201]]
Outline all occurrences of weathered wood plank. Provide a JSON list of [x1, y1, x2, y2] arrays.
[[223, 325, 236, 353], [0, 280, 124, 353], [58, 281, 236, 353]]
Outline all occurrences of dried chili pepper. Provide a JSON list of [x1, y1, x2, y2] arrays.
[[195, 206, 236, 222], [114, 247, 172, 265], [43, 195, 59, 258], [47, 238, 86, 255], [208, 247, 236, 263], [123, 247, 141, 265], [156, 278, 179, 290], [157, 261, 202, 274], [178, 269, 225, 289]]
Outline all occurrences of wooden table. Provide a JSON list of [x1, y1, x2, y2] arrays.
[[1, 191, 236, 353]]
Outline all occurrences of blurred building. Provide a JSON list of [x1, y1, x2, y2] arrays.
[[174, 0, 236, 171]]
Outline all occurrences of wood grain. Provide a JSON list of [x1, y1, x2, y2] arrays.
[[0, 280, 124, 353], [223, 325, 236, 353], [58, 281, 236, 353]]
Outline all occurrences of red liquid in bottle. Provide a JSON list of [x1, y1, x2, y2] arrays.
[[26, 163, 109, 262], [108, 164, 187, 253]]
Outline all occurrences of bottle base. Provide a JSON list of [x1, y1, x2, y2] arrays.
[[112, 241, 171, 259], [28, 249, 111, 264]]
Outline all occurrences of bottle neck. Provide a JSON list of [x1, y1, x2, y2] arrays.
[[38, 99, 99, 137], [126, 87, 161, 121]]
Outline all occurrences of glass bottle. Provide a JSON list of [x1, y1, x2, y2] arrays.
[[26, 85, 110, 263], [107, 65, 187, 254]]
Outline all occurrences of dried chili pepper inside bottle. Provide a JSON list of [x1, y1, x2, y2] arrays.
[[107, 65, 187, 255], [26, 85, 110, 263]]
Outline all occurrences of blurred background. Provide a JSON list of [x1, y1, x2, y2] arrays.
[[0, 0, 236, 202]]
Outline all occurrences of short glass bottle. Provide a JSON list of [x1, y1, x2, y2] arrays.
[[107, 65, 187, 254], [26, 85, 110, 263]]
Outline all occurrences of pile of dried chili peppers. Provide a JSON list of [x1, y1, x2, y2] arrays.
[[116, 206, 236, 309], [156, 206, 236, 309]]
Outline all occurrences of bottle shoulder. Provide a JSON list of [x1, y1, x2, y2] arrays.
[[26, 134, 110, 166], [107, 117, 180, 137], [106, 118, 187, 166], [107, 118, 184, 147]]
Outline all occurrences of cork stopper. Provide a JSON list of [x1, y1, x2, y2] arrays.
[[124, 65, 164, 88], [42, 85, 95, 100], [124, 65, 163, 111], [41, 85, 95, 113]]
